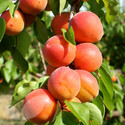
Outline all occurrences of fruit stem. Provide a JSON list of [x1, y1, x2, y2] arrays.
[[95, 70, 100, 79], [68, 0, 80, 30], [37, 40, 47, 72]]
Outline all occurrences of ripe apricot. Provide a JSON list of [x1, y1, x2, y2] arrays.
[[1, 10, 24, 35], [71, 11, 103, 43], [46, 64, 57, 76], [42, 35, 76, 67], [48, 66, 81, 101], [23, 13, 36, 27], [51, 12, 70, 35], [74, 43, 102, 72], [76, 70, 99, 102], [23, 89, 56, 124], [112, 75, 117, 82], [19, 0, 47, 15]]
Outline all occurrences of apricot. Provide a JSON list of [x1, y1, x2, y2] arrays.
[[74, 43, 102, 72], [71, 11, 103, 43], [23, 89, 56, 124], [46, 64, 57, 76], [47, 66, 81, 101], [19, 0, 47, 16], [23, 13, 36, 27], [61, 97, 81, 111], [112, 75, 117, 82], [1, 10, 24, 36], [51, 12, 70, 35], [76, 70, 99, 102], [42, 35, 76, 67]]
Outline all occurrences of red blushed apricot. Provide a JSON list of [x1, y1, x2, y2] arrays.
[[46, 64, 57, 76], [71, 11, 103, 43], [76, 70, 99, 102], [42, 35, 76, 67], [23, 13, 36, 27], [48, 66, 81, 101], [74, 43, 102, 72], [1, 10, 24, 36], [23, 89, 56, 124], [51, 12, 70, 35], [19, 0, 47, 16]]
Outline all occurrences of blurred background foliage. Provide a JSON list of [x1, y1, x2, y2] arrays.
[[0, 0, 125, 124]]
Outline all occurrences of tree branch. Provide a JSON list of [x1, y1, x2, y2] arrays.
[[37, 41, 47, 72]]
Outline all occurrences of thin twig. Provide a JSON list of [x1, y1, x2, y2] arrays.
[[68, 0, 80, 30], [37, 41, 47, 71]]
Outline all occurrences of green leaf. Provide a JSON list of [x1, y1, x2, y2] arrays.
[[0, 18, 6, 41], [17, 29, 31, 56], [102, 0, 118, 23], [0, 57, 4, 68], [54, 111, 79, 125], [59, 0, 66, 14], [0, 35, 16, 54], [36, 17, 48, 44], [85, 102, 103, 124], [122, 63, 125, 73], [62, 27, 76, 45], [65, 100, 89, 125], [0, 0, 10, 14], [87, 0, 104, 18], [25, 121, 34, 125], [98, 66, 113, 98], [101, 61, 111, 77], [92, 95, 105, 118], [10, 80, 37, 107], [33, 76, 49, 90], [99, 79, 114, 111], [49, 0, 59, 15], [90, 120, 101, 125], [9, 1, 19, 18], [10, 47, 28, 73]]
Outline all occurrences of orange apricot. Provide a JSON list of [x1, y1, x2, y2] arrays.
[[42, 35, 76, 67], [76, 70, 99, 102], [19, 0, 47, 16], [74, 43, 102, 72], [51, 12, 70, 35], [23, 89, 56, 124], [1, 10, 24, 36], [71, 11, 103, 43], [47, 66, 81, 101], [23, 13, 36, 27], [46, 64, 57, 76], [112, 75, 117, 82]]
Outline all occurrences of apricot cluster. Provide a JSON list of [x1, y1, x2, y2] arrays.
[[1, 0, 48, 35], [22, 11, 103, 124]]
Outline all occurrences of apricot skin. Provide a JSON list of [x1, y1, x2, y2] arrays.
[[74, 43, 102, 72], [112, 75, 117, 82], [46, 64, 57, 76], [51, 12, 70, 35], [42, 35, 76, 67], [1, 10, 24, 36], [23, 89, 56, 124], [48, 66, 81, 101], [76, 70, 99, 102], [23, 13, 36, 27], [19, 0, 47, 15], [71, 11, 103, 43]]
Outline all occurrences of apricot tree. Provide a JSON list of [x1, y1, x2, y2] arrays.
[[0, 0, 122, 125]]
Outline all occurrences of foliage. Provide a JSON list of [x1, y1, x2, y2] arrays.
[[0, 0, 125, 125]]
